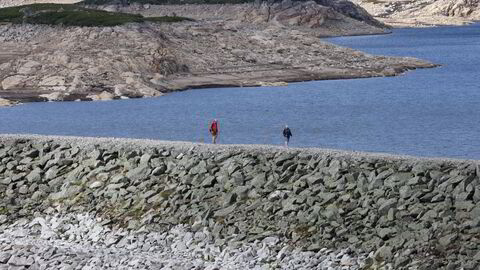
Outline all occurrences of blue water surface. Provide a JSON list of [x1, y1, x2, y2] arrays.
[[1, 24, 479, 159]]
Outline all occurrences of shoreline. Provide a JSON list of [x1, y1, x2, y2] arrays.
[[383, 20, 480, 29], [0, 59, 439, 105]]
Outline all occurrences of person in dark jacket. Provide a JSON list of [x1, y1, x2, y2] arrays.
[[283, 125, 292, 147]]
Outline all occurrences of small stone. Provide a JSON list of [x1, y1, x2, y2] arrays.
[[340, 254, 354, 266], [378, 199, 397, 216], [0, 215, 7, 224], [377, 228, 396, 240], [45, 167, 58, 180], [262, 236, 279, 246], [201, 176, 216, 187], [140, 153, 152, 165], [126, 165, 150, 181], [276, 246, 291, 261], [7, 255, 34, 266], [399, 185, 412, 199], [374, 245, 393, 262], [214, 204, 236, 217], [394, 256, 411, 268], [26, 169, 42, 182], [268, 190, 285, 201], [24, 149, 39, 158], [438, 233, 457, 248], [152, 164, 167, 175], [233, 186, 250, 200], [222, 193, 237, 207], [0, 252, 12, 264], [307, 243, 322, 252], [275, 153, 296, 166], [18, 185, 28, 194], [251, 173, 266, 188], [89, 181, 103, 189]]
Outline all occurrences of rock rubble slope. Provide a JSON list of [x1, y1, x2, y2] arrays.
[[0, 135, 479, 269], [0, 1, 437, 105]]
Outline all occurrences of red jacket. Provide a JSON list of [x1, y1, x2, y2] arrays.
[[210, 121, 218, 135]]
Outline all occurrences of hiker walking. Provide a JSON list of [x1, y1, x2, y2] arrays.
[[209, 119, 219, 144], [283, 125, 292, 147]]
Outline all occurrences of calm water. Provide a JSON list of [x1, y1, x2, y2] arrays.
[[1, 24, 480, 159]]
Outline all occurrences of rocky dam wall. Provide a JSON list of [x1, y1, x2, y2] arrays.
[[0, 135, 479, 269]]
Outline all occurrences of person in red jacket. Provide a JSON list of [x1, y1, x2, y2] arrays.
[[209, 119, 219, 144]]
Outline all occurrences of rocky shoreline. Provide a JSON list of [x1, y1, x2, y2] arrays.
[[0, 134, 479, 269], [0, 2, 438, 105]]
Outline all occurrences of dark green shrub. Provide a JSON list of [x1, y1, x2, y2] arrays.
[[0, 6, 24, 23], [27, 10, 144, 26], [0, 4, 193, 26]]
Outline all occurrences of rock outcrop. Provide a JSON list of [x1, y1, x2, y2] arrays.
[[238, 0, 387, 30], [0, 17, 436, 104], [112, 0, 388, 32], [0, 135, 479, 269], [0, 97, 16, 106], [352, 0, 480, 27]]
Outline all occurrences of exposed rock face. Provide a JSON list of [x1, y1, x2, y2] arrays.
[[0, 19, 436, 104], [0, 135, 479, 269], [241, 0, 388, 29], [352, 0, 480, 27], [423, 0, 480, 17], [1, 75, 27, 90], [0, 24, 179, 102], [117, 1, 387, 32], [315, 0, 388, 27]]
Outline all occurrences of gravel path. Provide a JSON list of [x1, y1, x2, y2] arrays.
[[1, 134, 478, 163]]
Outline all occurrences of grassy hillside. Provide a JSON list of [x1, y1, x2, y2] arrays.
[[0, 4, 192, 26]]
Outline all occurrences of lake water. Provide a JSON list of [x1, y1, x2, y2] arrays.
[[1, 24, 479, 159]]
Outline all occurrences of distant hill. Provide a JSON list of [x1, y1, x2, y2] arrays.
[[0, 0, 81, 8], [351, 0, 480, 27], [78, 0, 386, 29]]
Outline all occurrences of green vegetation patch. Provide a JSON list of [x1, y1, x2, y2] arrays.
[[0, 6, 24, 24], [0, 4, 193, 27], [28, 10, 144, 26]]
